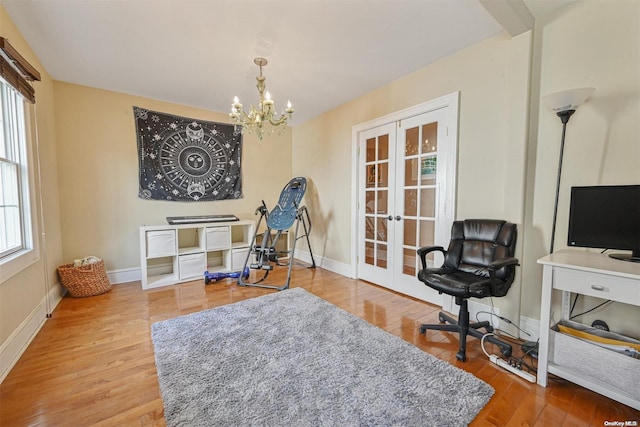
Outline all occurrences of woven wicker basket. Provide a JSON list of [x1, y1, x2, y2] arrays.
[[57, 260, 112, 297]]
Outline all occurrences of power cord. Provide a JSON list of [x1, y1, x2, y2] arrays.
[[569, 297, 613, 320], [480, 332, 495, 358], [481, 332, 536, 382], [476, 309, 532, 338]]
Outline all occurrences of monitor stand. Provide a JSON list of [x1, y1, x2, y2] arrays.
[[609, 253, 640, 263]]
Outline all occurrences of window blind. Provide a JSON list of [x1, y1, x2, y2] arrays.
[[0, 37, 40, 103]]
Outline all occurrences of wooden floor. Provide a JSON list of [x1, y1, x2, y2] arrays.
[[1, 265, 638, 426]]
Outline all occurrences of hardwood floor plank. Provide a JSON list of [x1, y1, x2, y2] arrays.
[[1, 265, 638, 426]]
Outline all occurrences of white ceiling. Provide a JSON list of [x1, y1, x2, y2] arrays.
[[1, 0, 570, 125]]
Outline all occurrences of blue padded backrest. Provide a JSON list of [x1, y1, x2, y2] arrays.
[[266, 177, 307, 231]]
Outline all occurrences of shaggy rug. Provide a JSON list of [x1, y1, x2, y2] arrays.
[[151, 288, 493, 426]]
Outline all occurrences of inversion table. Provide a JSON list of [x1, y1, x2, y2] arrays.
[[238, 177, 316, 290]]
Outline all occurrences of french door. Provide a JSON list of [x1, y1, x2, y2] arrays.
[[356, 100, 457, 306]]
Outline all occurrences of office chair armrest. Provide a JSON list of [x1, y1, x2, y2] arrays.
[[488, 257, 519, 271], [416, 246, 445, 270], [487, 257, 519, 295]]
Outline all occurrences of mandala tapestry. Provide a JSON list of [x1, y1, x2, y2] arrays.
[[134, 107, 242, 202]]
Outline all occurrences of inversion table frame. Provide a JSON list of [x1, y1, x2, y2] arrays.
[[238, 177, 316, 290]]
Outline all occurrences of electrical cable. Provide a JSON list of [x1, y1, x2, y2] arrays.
[[476, 310, 531, 337], [33, 103, 52, 318], [480, 332, 495, 359], [570, 299, 613, 320], [569, 294, 579, 317]]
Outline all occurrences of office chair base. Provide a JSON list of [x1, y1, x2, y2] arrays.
[[420, 311, 512, 362]]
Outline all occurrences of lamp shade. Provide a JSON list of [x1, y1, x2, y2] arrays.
[[543, 87, 595, 113]]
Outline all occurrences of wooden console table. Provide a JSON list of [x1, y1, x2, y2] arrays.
[[537, 250, 640, 410]]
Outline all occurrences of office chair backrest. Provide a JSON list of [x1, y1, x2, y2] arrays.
[[443, 219, 517, 282]]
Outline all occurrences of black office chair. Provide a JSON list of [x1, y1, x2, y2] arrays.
[[417, 219, 519, 362]]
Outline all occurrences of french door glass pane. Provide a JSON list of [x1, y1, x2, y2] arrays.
[[420, 157, 436, 185], [366, 137, 376, 162], [420, 188, 436, 218], [365, 217, 374, 240], [420, 220, 435, 246], [376, 243, 387, 268], [403, 218, 416, 247], [404, 158, 418, 186], [365, 191, 374, 214], [405, 126, 418, 155], [365, 241, 374, 265], [376, 217, 387, 242], [403, 248, 416, 275], [377, 134, 389, 160], [366, 165, 376, 188], [404, 189, 417, 216], [378, 162, 388, 187], [422, 123, 438, 153], [377, 190, 388, 214]]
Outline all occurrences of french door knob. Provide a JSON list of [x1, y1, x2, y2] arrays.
[[395, 215, 402, 221], [387, 215, 393, 221]]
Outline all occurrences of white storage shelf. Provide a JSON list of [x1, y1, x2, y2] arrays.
[[140, 220, 255, 289], [537, 250, 640, 411]]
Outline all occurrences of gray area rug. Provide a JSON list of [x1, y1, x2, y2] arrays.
[[151, 288, 494, 426]]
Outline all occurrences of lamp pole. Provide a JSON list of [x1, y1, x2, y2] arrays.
[[543, 87, 594, 255], [549, 109, 575, 254]]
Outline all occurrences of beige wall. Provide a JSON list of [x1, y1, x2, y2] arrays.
[[0, 6, 64, 346], [521, 0, 640, 335], [53, 83, 292, 272]]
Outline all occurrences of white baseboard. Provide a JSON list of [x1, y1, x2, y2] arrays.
[[293, 250, 354, 278], [107, 267, 141, 285], [0, 282, 64, 384]]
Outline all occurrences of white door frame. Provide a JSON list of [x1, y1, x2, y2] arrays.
[[351, 92, 460, 291]]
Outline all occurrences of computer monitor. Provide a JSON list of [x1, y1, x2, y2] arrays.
[[567, 185, 640, 262]]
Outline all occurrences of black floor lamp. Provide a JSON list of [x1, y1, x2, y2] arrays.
[[543, 87, 595, 254]]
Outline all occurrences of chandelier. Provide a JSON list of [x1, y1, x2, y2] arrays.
[[229, 57, 294, 139]]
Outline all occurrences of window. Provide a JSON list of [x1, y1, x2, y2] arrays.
[[0, 77, 36, 280], [0, 38, 41, 283]]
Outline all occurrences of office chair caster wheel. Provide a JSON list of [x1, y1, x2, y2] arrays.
[[592, 319, 609, 331], [438, 314, 446, 323], [419, 325, 427, 334]]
